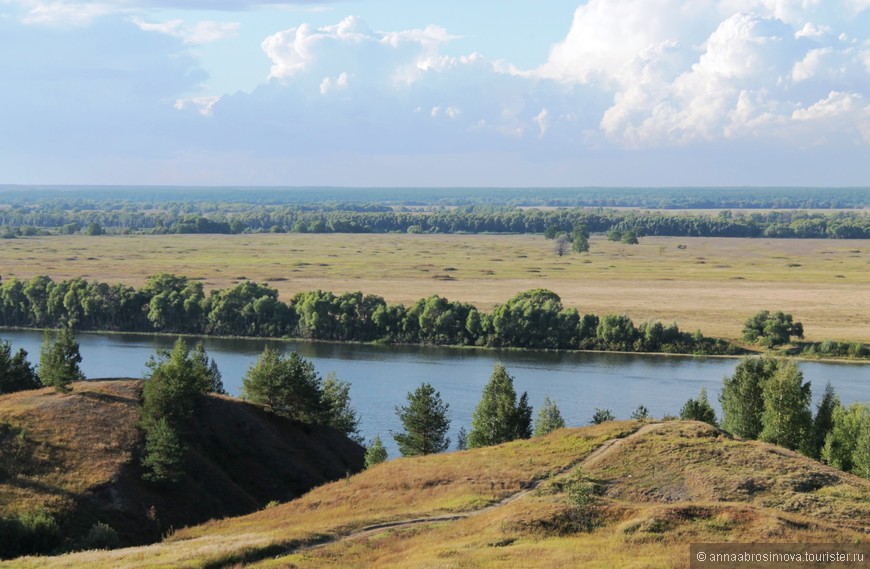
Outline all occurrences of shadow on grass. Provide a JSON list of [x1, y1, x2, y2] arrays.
[[200, 534, 332, 569]]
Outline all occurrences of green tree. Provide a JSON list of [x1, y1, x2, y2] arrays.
[[571, 225, 590, 253], [742, 310, 804, 347], [631, 405, 651, 420], [38, 327, 84, 392], [720, 357, 779, 439], [456, 426, 468, 450], [0, 342, 40, 395], [393, 383, 451, 456], [679, 388, 718, 426], [853, 415, 870, 479], [241, 348, 324, 423], [140, 417, 186, 486], [140, 339, 221, 485], [468, 364, 532, 448], [364, 435, 388, 468], [809, 382, 840, 459], [759, 360, 812, 451], [591, 408, 614, 424], [533, 396, 566, 436], [321, 371, 362, 441], [142, 338, 222, 428], [822, 403, 869, 472]]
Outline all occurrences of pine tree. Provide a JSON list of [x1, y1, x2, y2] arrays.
[[321, 371, 362, 441], [630, 405, 651, 421], [809, 382, 840, 459], [759, 360, 812, 451], [38, 327, 84, 392], [141, 417, 186, 486], [364, 435, 388, 468], [467, 364, 532, 448], [533, 396, 566, 436], [393, 383, 451, 456], [591, 408, 614, 424], [0, 341, 41, 395], [241, 348, 323, 423], [679, 388, 718, 426]]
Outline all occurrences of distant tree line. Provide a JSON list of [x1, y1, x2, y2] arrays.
[[0, 275, 738, 356], [2, 202, 868, 239], [1, 186, 867, 209]]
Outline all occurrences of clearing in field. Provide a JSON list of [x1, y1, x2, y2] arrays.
[[1, 233, 867, 342]]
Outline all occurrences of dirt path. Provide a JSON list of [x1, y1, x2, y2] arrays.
[[257, 423, 665, 564]]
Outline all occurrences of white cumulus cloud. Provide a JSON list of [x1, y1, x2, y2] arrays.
[[132, 17, 240, 44]]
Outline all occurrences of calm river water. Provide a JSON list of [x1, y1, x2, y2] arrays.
[[3, 329, 867, 457]]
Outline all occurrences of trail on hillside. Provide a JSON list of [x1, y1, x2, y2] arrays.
[[242, 423, 665, 566]]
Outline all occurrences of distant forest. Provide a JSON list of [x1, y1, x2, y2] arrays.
[[0, 186, 868, 239]]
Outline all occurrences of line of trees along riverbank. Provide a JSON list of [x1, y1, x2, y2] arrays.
[[0, 274, 738, 355]]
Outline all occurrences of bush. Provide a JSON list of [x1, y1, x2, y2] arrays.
[[80, 522, 120, 550], [591, 408, 615, 424]]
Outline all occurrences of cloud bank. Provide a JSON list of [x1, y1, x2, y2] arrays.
[[2, 0, 869, 185]]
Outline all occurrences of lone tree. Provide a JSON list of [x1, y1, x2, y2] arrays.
[[591, 408, 615, 424], [38, 327, 84, 392], [742, 310, 804, 347], [571, 225, 590, 253], [533, 396, 566, 437], [364, 435, 388, 468], [393, 383, 451, 456], [468, 364, 532, 448], [0, 341, 40, 395], [679, 388, 718, 427], [759, 359, 812, 451]]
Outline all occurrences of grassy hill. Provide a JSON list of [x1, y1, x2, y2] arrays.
[[0, 380, 365, 558], [7, 419, 869, 568]]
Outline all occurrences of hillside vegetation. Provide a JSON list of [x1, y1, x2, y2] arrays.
[[0, 380, 364, 557], [10, 420, 870, 568]]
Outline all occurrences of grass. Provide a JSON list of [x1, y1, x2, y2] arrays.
[[9, 420, 870, 569], [0, 381, 364, 557], [1, 233, 868, 342]]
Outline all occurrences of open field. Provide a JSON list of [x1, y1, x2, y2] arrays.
[[2, 233, 868, 341]]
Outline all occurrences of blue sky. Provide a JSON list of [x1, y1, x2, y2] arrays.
[[1, 0, 869, 186]]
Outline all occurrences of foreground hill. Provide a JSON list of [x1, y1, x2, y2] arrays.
[[0, 380, 365, 556], [8, 420, 870, 568]]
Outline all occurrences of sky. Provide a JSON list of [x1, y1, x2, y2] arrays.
[[1, 0, 869, 186]]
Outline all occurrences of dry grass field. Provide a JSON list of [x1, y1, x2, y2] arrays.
[[1, 233, 868, 341], [10, 421, 870, 569]]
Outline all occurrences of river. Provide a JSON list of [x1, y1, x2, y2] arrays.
[[3, 329, 867, 457]]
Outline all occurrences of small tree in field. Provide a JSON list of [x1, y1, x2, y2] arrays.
[[571, 225, 590, 253], [631, 405, 651, 421], [38, 327, 84, 392], [364, 435, 388, 468], [679, 388, 718, 427], [591, 408, 614, 424], [393, 383, 451, 456], [534, 396, 566, 436], [468, 364, 532, 448]]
